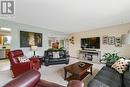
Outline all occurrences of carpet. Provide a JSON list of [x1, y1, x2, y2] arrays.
[[0, 58, 103, 87], [83, 69, 99, 87]]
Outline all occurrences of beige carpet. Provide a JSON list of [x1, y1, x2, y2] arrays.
[[83, 69, 99, 87], [0, 58, 103, 87]]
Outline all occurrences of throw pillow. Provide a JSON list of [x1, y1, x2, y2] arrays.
[[18, 56, 30, 63], [53, 52, 59, 58], [112, 58, 130, 74]]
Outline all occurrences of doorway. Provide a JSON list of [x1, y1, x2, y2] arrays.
[[0, 27, 11, 59]]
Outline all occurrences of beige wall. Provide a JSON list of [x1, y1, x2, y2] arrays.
[[69, 23, 130, 59]]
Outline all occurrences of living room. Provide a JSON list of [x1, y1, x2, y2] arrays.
[[0, 0, 130, 87]]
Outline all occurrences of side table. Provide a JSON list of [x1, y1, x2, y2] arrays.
[[38, 57, 44, 65], [31, 56, 44, 65]]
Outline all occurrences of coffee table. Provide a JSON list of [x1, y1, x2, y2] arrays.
[[64, 61, 93, 81]]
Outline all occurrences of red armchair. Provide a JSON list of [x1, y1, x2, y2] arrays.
[[3, 70, 84, 87], [8, 50, 41, 77]]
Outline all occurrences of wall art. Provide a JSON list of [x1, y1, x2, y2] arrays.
[[108, 36, 115, 45], [20, 31, 42, 47], [115, 37, 122, 47], [102, 36, 108, 45]]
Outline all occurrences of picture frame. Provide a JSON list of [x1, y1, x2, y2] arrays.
[[102, 36, 108, 45], [108, 36, 115, 45], [115, 37, 122, 47], [20, 31, 42, 47]]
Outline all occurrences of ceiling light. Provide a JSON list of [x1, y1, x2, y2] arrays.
[[0, 27, 11, 31]]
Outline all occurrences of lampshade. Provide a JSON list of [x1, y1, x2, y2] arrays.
[[31, 46, 38, 51], [121, 34, 130, 44]]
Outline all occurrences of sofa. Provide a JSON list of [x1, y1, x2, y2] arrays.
[[3, 69, 84, 87], [88, 65, 130, 87], [8, 50, 41, 77], [44, 50, 69, 66]]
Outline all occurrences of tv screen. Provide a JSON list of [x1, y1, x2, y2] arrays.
[[81, 37, 100, 49]]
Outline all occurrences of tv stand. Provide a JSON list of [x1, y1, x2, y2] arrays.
[[79, 50, 101, 63], [88, 49, 96, 51]]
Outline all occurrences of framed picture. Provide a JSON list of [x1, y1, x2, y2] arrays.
[[115, 37, 122, 47], [48, 37, 65, 49], [20, 31, 42, 47], [108, 36, 115, 45], [102, 36, 108, 45]]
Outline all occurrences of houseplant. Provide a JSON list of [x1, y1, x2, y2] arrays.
[[101, 52, 125, 67]]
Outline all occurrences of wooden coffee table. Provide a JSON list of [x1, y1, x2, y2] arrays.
[[64, 61, 93, 81]]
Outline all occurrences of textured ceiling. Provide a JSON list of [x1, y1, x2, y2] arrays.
[[2, 0, 130, 33]]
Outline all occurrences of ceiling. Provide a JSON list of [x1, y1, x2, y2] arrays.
[[2, 0, 130, 33]]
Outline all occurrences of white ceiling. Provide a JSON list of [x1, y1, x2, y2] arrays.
[[2, 0, 130, 33]]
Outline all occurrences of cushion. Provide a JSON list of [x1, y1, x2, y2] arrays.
[[88, 66, 122, 87], [59, 51, 65, 58], [48, 51, 53, 58], [18, 56, 30, 63], [53, 52, 59, 58], [112, 58, 130, 74]]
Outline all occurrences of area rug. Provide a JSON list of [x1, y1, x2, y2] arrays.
[[83, 69, 99, 87]]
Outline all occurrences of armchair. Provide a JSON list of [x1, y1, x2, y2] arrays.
[[8, 50, 40, 77], [3, 69, 84, 87]]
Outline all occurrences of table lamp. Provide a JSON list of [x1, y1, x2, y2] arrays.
[[31, 45, 38, 56]]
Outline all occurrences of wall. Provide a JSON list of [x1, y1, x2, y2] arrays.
[[0, 19, 68, 57], [69, 23, 130, 59]]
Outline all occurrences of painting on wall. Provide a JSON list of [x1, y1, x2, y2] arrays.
[[48, 37, 65, 49], [102, 36, 108, 45], [20, 31, 42, 47], [108, 36, 115, 45]]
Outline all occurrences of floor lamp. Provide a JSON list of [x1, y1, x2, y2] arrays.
[[31, 45, 38, 56]]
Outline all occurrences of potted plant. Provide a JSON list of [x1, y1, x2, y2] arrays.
[[101, 52, 125, 67]]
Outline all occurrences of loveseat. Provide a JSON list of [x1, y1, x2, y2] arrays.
[[3, 70, 84, 87], [44, 50, 69, 66], [88, 65, 130, 87]]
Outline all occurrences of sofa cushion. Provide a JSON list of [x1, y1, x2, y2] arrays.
[[59, 50, 65, 58], [53, 52, 59, 58], [48, 51, 53, 58], [18, 56, 30, 63], [123, 71, 130, 87], [88, 79, 109, 87], [112, 58, 130, 74], [89, 66, 122, 87]]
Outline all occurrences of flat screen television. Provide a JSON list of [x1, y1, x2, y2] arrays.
[[81, 37, 100, 49]]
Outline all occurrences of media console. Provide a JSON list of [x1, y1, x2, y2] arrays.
[[79, 50, 101, 63]]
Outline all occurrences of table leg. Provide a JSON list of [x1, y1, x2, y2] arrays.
[[64, 69, 67, 80], [90, 66, 92, 75]]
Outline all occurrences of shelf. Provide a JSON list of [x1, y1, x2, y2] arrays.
[[65, 72, 90, 81]]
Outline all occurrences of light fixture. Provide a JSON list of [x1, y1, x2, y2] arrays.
[[0, 27, 11, 31], [31, 45, 38, 56], [121, 30, 130, 44]]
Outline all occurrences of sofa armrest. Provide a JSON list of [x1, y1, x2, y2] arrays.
[[67, 80, 84, 87], [3, 70, 41, 87], [128, 62, 130, 72]]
